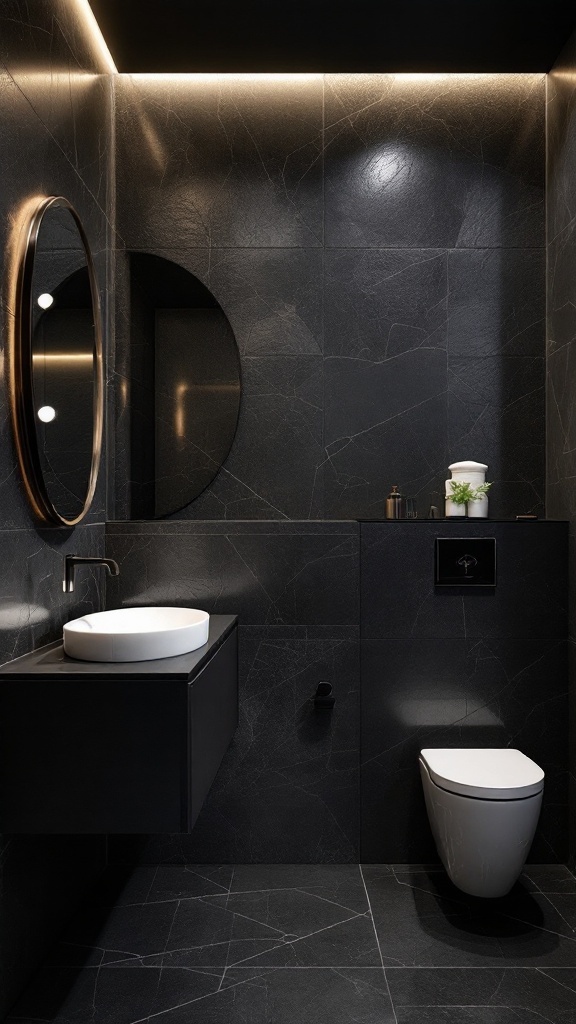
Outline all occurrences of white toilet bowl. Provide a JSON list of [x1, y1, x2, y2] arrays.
[[419, 748, 544, 898]]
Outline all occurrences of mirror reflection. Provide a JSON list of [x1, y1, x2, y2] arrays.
[[124, 254, 241, 519], [12, 198, 103, 526]]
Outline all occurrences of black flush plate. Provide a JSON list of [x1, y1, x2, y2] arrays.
[[435, 538, 497, 587]]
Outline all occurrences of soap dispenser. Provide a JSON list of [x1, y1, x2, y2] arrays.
[[386, 485, 406, 520]]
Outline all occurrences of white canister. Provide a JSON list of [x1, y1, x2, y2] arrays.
[[445, 480, 466, 517], [467, 495, 489, 519], [448, 461, 488, 490]]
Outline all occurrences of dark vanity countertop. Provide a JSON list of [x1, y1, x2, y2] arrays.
[[0, 614, 237, 682]]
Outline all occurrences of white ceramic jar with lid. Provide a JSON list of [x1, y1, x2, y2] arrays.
[[445, 461, 489, 518]]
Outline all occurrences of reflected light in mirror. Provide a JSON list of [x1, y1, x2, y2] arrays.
[[37, 406, 56, 423], [175, 382, 188, 439], [37, 293, 54, 309]]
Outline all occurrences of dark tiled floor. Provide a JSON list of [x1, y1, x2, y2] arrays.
[[7, 864, 576, 1022]]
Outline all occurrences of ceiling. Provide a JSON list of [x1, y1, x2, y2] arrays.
[[88, 0, 576, 73]]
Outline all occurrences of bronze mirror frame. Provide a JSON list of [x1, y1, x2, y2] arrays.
[[9, 196, 104, 527]]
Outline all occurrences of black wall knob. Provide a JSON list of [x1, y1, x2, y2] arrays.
[[314, 682, 335, 710]]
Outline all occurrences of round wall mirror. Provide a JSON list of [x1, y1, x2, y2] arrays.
[[10, 197, 104, 526], [121, 253, 242, 519]]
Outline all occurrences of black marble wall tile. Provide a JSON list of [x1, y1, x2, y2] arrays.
[[324, 248, 448, 359], [0, 2, 112, 1016], [323, 353, 447, 519], [0, 0, 111, 77], [115, 75, 323, 249], [12, 70, 112, 214], [361, 637, 568, 863], [547, 33, 576, 245], [209, 248, 323, 356], [108, 630, 359, 864], [448, 355, 545, 518], [324, 74, 545, 249], [203, 355, 323, 521], [0, 523, 105, 666], [106, 521, 359, 626], [114, 75, 546, 522], [321, 247, 449, 518], [547, 224, 576, 525], [448, 248, 545, 358], [107, 520, 359, 536], [546, 31, 576, 867], [361, 521, 568, 641]]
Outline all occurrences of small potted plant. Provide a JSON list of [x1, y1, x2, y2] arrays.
[[467, 481, 492, 519], [446, 480, 492, 519]]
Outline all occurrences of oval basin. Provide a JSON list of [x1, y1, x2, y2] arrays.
[[63, 607, 210, 663]]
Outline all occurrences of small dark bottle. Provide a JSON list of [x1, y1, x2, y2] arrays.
[[386, 485, 406, 519]]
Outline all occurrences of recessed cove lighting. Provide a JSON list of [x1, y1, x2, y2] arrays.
[[128, 73, 323, 83], [37, 293, 54, 309], [37, 406, 56, 423]]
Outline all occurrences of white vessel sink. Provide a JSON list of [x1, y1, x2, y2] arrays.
[[63, 607, 210, 663]]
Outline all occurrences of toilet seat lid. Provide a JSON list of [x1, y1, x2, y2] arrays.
[[420, 748, 544, 800]]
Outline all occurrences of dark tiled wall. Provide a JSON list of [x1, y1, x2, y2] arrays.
[[105, 519, 568, 865], [106, 521, 360, 864], [0, 1, 113, 1013], [360, 521, 569, 863], [547, 32, 576, 866], [114, 73, 546, 521]]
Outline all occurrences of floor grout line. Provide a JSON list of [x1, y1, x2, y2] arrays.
[[36, 964, 576, 970], [13, 864, 576, 1020], [359, 864, 400, 1024]]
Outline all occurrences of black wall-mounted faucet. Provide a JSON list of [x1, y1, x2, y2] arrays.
[[63, 555, 120, 594]]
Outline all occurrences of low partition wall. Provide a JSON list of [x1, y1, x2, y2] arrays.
[[105, 519, 568, 863]]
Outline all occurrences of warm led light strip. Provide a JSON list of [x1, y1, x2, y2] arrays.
[[128, 73, 323, 82], [74, 0, 118, 73], [32, 353, 94, 362]]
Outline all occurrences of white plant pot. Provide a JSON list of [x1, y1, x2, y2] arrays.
[[445, 497, 467, 517], [467, 495, 489, 519]]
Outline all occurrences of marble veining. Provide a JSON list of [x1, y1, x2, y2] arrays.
[[0, 0, 112, 1016], [546, 28, 576, 869], [8, 863, 576, 1023], [113, 73, 546, 521]]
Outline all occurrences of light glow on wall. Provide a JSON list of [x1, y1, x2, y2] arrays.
[[128, 73, 323, 83], [32, 353, 94, 363], [73, 0, 118, 73]]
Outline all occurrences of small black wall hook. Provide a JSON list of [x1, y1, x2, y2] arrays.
[[314, 681, 335, 710]]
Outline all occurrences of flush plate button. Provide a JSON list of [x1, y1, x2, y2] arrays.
[[435, 537, 496, 587]]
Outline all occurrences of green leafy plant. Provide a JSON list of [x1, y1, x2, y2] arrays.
[[448, 481, 476, 506], [449, 480, 493, 506], [471, 482, 492, 498]]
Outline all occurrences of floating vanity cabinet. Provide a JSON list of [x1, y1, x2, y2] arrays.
[[0, 615, 238, 833]]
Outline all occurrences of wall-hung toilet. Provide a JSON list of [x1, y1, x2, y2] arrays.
[[419, 748, 544, 898]]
